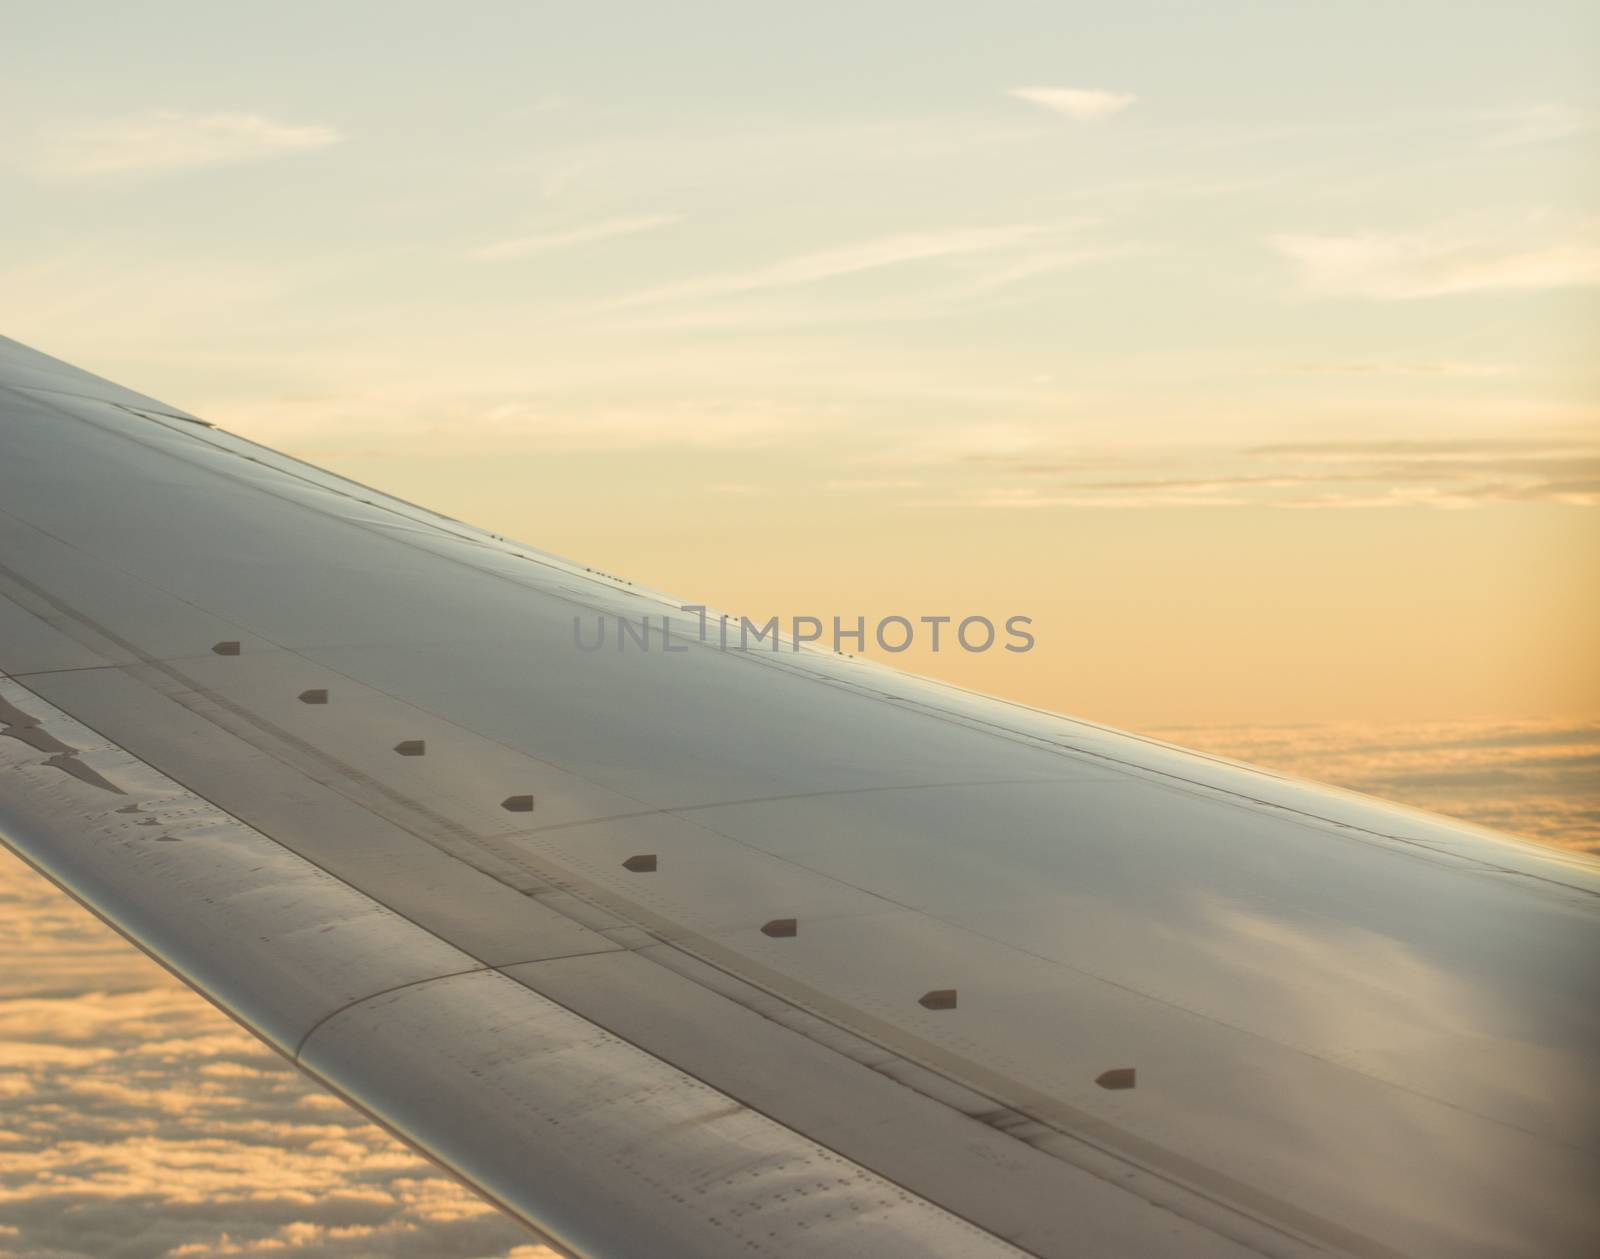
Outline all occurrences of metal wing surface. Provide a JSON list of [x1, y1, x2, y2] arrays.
[[1, 334, 1595, 1258]]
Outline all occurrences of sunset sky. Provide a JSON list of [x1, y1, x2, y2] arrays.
[[1, 4, 1596, 1256]]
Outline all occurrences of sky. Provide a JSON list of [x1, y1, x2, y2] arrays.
[[0, 2, 1596, 729], [0, 3, 1596, 1255]]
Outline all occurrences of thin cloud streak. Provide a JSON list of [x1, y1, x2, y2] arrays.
[[595, 244, 1127, 332], [952, 246, 1139, 295], [892, 434, 1600, 510], [1007, 87, 1137, 120], [36, 110, 341, 177], [227, 391, 809, 456], [596, 223, 1061, 310], [467, 214, 679, 261], [1272, 218, 1600, 299], [1254, 361, 1516, 378], [823, 478, 925, 492], [1481, 104, 1599, 148]]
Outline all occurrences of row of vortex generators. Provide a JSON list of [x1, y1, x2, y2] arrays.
[[224, 639, 1138, 1092]]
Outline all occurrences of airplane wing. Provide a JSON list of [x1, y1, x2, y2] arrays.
[[0, 334, 1595, 1259]]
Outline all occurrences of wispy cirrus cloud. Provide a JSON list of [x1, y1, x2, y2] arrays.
[[892, 433, 1600, 510], [596, 241, 1126, 332], [953, 245, 1138, 296], [1006, 87, 1137, 120], [1271, 217, 1600, 299], [1481, 103, 1599, 148], [823, 478, 926, 492], [223, 390, 806, 456], [1255, 360, 1516, 379], [597, 223, 1060, 310], [467, 214, 679, 261], [1110, 439, 1597, 508], [35, 110, 341, 177]]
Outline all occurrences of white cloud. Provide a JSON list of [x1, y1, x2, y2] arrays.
[[599, 223, 1054, 310], [1007, 87, 1136, 120], [1256, 360, 1515, 378], [956, 245, 1137, 296], [219, 389, 804, 455], [1271, 219, 1600, 299], [877, 430, 1600, 512], [874, 421, 1058, 466], [595, 239, 1123, 331], [823, 478, 925, 492], [1481, 104, 1598, 148], [467, 214, 679, 261], [37, 109, 341, 176]]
